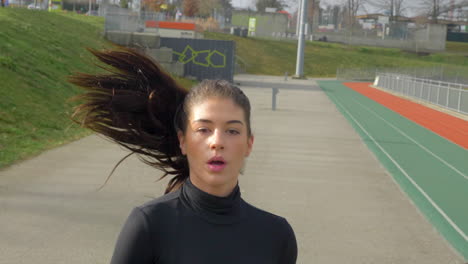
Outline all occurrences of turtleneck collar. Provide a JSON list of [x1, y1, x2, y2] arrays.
[[180, 177, 243, 225]]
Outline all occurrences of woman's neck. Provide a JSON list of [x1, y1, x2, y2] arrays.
[[189, 175, 238, 197]]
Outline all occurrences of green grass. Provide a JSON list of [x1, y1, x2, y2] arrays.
[[0, 9, 109, 168], [204, 32, 468, 77], [0, 9, 193, 169], [446, 41, 468, 54]]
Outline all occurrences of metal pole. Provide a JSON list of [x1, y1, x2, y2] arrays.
[[296, 0, 302, 36], [294, 0, 308, 79], [272, 88, 279, 111]]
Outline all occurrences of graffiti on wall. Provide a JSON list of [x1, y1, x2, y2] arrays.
[[173, 45, 226, 68]]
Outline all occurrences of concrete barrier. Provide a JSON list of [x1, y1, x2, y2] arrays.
[[105, 31, 133, 46], [131, 32, 160, 49], [105, 31, 161, 49], [146, 47, 173, 63], [160, 62, 184, 77]]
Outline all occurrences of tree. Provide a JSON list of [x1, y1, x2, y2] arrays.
[[418, 0, 468, 23], [344, 0, 365, 28], [198, 0, 221, 17], [219, 0, 233, 20], [142, 0, 165, 11], [307, 0, 320, 32], [367, 0, 408, 19], [183, 0, 199, 16], [255, 0, 287, 12]]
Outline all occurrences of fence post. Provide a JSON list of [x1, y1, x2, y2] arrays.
[[272, 88, 279, 111], [420, 79, 424, 99], [446, 84, 450, 108], [457, 86, 462, 112], [437, 83, 440, 105], [428, 83, 431, 102]]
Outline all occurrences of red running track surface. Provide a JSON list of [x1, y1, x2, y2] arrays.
[[343, 82, 468, 149]]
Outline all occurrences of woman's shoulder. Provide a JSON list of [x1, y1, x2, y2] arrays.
[[241, 199, 291, 227], [136, 188, 182, 216]]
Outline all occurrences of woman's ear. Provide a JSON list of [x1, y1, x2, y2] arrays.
[[177, 131, 187, 155], [245, 135, 254, 157]]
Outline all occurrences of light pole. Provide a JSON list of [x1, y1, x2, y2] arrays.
[[294, 0, 308, 79], [296, 0, 302, 36]]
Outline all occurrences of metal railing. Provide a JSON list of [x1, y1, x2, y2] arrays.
[[376, 73, 468, 114], [337, 66, 468, 85]]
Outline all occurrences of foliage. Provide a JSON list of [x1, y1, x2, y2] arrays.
[[142, 0, 165, 12], [255, 0, 286, 12], [197, 0, 221, 18], [367, 0, 408, 17], [183, 0, 199, 16], [120, 0, 128, 8], [418, 0, 468, 23]]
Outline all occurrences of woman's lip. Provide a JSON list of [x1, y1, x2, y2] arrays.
[[207, 163, 227, 172]]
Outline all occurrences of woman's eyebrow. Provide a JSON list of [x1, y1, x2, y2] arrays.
[[226, 120, 244, 125], [192, 119, 244, 125]]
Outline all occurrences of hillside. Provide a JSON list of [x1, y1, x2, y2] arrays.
[[0, 9, 194, 168], [0, 9, 112, 167]]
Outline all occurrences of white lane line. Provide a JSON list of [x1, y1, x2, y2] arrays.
[[329, 93, 468, 242], [350, 97, 468, 180]]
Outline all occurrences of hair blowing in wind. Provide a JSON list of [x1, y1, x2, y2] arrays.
[[68, 48, 189, 194]]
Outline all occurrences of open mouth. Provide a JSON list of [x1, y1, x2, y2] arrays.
[[208, 160, 225, 165], [207, 157, 227, 172]]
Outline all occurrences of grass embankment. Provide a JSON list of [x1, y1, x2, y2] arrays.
[[0, 9, 193, 168], [204, 32, 468, 77], [446, 41, 468, 54]]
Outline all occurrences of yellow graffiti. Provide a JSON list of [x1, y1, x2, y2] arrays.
[[173, 45, 226, 68]]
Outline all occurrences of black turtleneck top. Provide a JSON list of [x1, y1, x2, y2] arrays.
[[110, 178, 297, 264]]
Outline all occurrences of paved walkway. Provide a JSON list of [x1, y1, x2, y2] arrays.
[[0, 74, 464, 264]]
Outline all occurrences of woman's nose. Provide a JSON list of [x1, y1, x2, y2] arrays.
[[209, 131, 225, 150]]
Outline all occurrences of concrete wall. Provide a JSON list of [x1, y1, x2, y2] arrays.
[[105, 11, 140, 33], [160, 38, 236, 82], [104, 31, 184, 77], [105, 31, 161, 48], [231, 11, 288, 37]]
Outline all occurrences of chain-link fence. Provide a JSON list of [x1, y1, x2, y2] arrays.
[[313, 22, 446, 52]]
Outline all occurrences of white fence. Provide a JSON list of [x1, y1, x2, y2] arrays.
[[376, 73, 468, 114]]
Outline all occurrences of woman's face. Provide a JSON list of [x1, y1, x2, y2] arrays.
[[178, 97, 254, 197]]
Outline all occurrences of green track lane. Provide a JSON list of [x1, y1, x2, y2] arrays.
[[318, 80, 468, 260]]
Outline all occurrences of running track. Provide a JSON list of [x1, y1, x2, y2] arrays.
[[318, 80, 468, 260]]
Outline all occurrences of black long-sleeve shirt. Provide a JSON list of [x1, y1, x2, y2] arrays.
[[110, 177, 297, 264]]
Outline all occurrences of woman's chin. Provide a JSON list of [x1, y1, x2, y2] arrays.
[[199, 172, 236, 186]]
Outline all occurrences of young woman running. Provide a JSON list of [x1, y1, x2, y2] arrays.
[[69, 48, 297, 264]]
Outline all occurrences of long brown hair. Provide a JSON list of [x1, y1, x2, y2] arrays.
[[68, 47, 252, 194]]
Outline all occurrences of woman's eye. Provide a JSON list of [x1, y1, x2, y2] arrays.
[[227, 129, 240, 135], [196, 128, 210, 133]]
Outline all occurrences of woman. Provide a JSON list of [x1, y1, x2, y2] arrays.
[[69, 48, 297, 264]]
